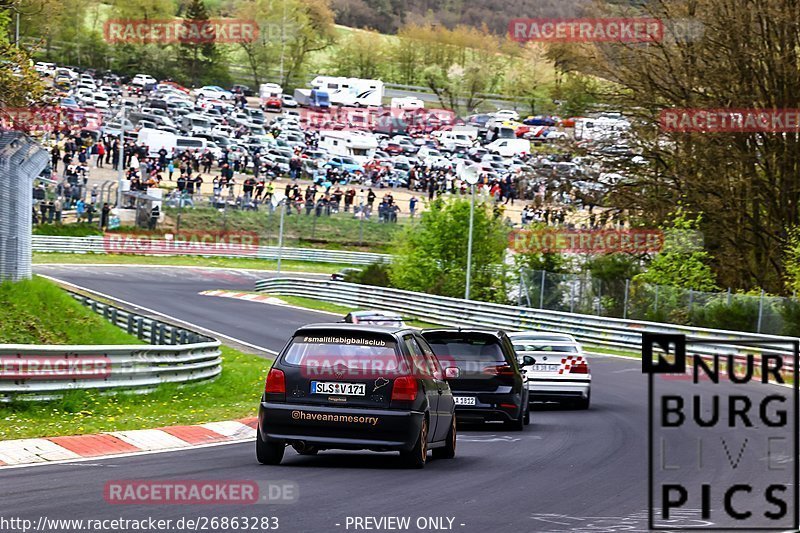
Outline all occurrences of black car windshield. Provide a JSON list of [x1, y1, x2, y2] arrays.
[[425, 338, 505, 363]]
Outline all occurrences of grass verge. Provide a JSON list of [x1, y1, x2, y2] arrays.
[[0, 277, 143, 345], [0, 346, 270, 440], [33, 252, 357, 275]]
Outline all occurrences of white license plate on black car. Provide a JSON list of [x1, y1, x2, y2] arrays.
[[532, 364, 560, 372], [453, 396, 476, 406], [311, 381, 365, 396]]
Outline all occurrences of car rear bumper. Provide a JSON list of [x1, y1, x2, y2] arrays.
[[258, 402, 424, 452], [527, 378, 591, 401], [450, 391, 524, 423]]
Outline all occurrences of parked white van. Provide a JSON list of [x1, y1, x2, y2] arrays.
[[318, 130, 378, 165], [137, 128, 177, 157], [486, 138, 531, 157], [391, 96, 424, 110], [434, 131, 475, 151]]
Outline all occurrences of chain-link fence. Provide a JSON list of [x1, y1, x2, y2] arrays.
[[518, 268, 800, 336]]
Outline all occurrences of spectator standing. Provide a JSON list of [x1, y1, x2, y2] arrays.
[[54, 196, 63, 223], [51, 146, 60, 172], [100, 203, 110, 229], [75, 199, 85, 222], [95, 142, 105, 168]]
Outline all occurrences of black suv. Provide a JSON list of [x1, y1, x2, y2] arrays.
[[421, 329, 533, 430], [257, 324, 457, 468]]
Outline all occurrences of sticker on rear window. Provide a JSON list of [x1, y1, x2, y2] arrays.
[[302, 336, 388, 346]]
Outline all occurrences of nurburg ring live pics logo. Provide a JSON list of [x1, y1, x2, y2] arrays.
[[643, 332, 799, 530]]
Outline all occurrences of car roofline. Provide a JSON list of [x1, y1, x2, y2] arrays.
[[419, 328, 506, 339], [294, 322, 414, 335]]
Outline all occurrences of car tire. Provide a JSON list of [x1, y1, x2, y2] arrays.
[[256, 430, 285, 465], [506, 407, 525, 431], [400, 418, 428, 468], [432, 416, 456, 460], [523, 405, 531, 426], [574, 392, 591, 410]]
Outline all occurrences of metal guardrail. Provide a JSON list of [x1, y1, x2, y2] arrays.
[[32, 235, 390, 265], [255, 278, 798, 370], [0, 291, 222, 401]]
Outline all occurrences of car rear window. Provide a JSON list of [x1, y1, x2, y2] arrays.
[[513, 343, 578, 353], [283, 333, 400, 367], [425, 337, 506, 363]]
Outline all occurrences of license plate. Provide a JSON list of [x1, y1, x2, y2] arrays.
[[311, 381, 365, 396], [532, 364, 560, 372], [453, 396, 476, 406]]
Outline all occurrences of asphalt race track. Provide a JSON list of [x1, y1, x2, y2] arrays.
[[2, 265, 795, 533]]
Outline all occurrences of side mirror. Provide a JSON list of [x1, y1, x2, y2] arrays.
[[520, 355, 536, 367], [444, 367, 460, 380]]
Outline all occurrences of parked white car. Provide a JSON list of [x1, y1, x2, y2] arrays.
[[493, 109, 520, 121], [131, 74, 157, 87], [193, 85, 233, 100]]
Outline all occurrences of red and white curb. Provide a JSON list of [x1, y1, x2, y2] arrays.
[[0, 417, 257, 467], [200, 290, 288, 305]]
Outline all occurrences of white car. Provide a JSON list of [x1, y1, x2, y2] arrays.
[[193, 85, 233, 100], [281, 94, 298, 108], [212, 124, 234, 137], [131, 74, 157, 87], [90, 92, 110, 109], [509, 331, 591, 409], [34, 62, 56, 76], [493, 109, 520, 121]]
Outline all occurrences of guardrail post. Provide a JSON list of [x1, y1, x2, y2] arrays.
[[539, 270, 545, 309], [170, 327, 177, 345], [111, 308, 118, 325], [180, 330, 188, 344], [623, 279, 630, 319], [136, 317, 144, 340], [159, 323, 166, 344], [727, 287, 732, 306], [569, 282, 575, 313], [654, 285, 659, 314], [757, 289, 765, 333], [126, 314, 134, 334]]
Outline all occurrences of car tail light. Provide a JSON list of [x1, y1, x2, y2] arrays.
[[500, 403, 517, 410], [482, 365, 515, 377], [570, 363, 589, 374], [264, 368, 286, 398], [391, 376, 418, 402]]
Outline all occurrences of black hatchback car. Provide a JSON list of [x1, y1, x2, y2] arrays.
[[257, 324, 457, 468], [421, 329, 533, 430]]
